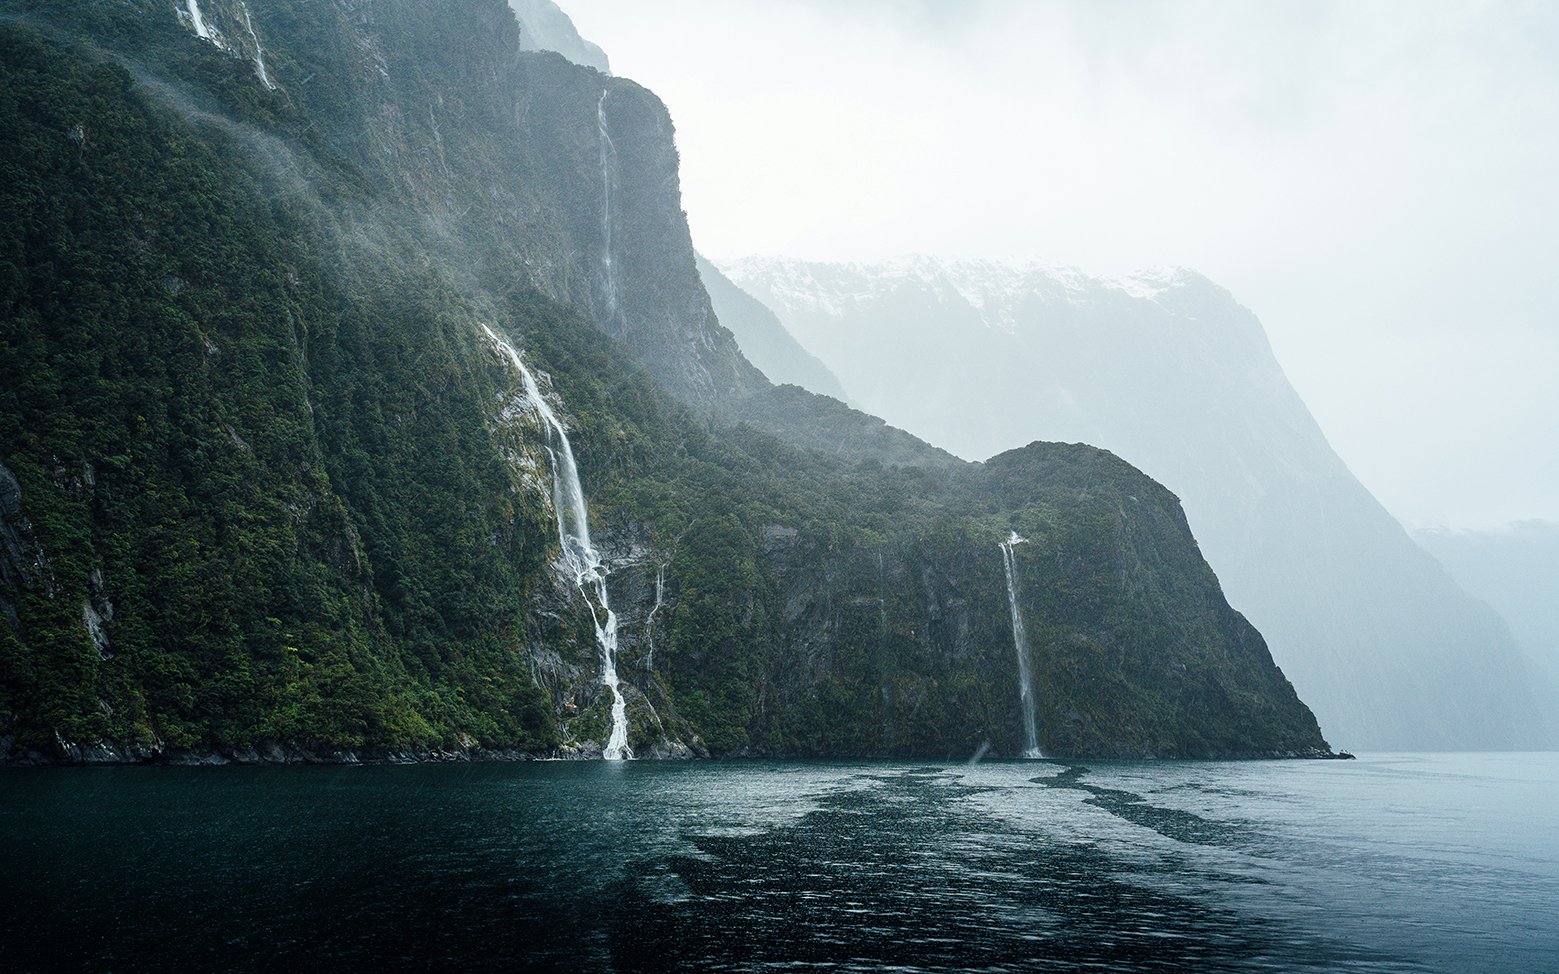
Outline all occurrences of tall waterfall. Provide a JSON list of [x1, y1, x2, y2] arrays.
[[596, 90, 618, 320], [999, 531, 1042, 758], [481, 324, 631, 759]]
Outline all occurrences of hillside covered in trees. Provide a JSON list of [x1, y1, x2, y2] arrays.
[[0, 0, 1331, 762]]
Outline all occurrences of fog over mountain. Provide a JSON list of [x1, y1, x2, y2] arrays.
[[565, 0, 1559, 532], [508, 0, 609, 73], [1417, 522, 1559, 692], [696, 255, 850, 403], [722, 256, 1556, 750]]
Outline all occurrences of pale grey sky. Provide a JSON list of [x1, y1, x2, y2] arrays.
[[564, 0, 1559, 529]]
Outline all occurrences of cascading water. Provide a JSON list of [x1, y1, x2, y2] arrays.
[[643, 563, 665, 670], [185, 0, 215, 41], [999, 531, 1043, 758], [240, 3, 276, 89], [481, 324, 631, 759], [596, 90, 618, 320]]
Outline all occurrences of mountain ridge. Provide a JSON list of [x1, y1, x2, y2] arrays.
[[726, 254, 1555, 749]]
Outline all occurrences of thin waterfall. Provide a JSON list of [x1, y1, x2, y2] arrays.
[[597, 90, 618, 320], [999, 531, 1042, 758], [643, 563, 665, 670], [240, 3, 276, 89], [481, 324, 631, 759]]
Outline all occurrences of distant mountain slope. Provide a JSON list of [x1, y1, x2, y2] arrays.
[[508, 0, 609, 73], [696, 255, 851, 403], [725, 256, 1555, 750], [1417, 522, 1559, 691]]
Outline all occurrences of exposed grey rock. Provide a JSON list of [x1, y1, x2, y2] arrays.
[[1, 457, 55, 626], [638, 740, 695, 760], [81, 567, 115, 658], [0, 458, 28, 593], [221, 422, 252, 454], [761, 524, 799, 547], [82, 601, 111, 659]]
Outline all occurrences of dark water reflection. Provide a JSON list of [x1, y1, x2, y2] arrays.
[[614, 767, 1348, 973], [2, 755, 1555, 972]]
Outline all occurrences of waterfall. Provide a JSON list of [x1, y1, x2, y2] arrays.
[[643, 563, 665, 670], [481, 324, 631, 759], [597, 90, 618, 320], [240, 3, 276, 89], [999, 531, 1042, 758], [185, 0, 215, 41]]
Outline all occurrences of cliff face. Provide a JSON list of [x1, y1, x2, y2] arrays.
[[0, 0, 1328, 762], [726, 257, 1556, 750]]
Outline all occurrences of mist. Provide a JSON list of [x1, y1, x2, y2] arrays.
[[5, 2, 1558, 969], [565, 0, 1559, 530]]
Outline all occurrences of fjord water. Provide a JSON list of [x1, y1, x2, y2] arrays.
[[3, 755, 1556, 972]]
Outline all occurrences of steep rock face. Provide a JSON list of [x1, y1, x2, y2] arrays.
[[0, 0, 1328, 761], [506, 65, 768, 407], [183, 0, 945, 462], [726, 256, 1556, 749], [0, 459, 51, 636], [151, 0, 768, 413], [746, 443, 1324, 758]]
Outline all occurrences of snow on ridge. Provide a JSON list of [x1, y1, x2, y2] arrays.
[[723, 256, 1196, 332], [1103, 267, 1185, 301]]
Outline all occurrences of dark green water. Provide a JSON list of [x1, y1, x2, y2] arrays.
[[2, 754, 1556, 972]]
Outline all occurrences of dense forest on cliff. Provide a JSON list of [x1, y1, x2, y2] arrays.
[[0, 0, 1329, 761]]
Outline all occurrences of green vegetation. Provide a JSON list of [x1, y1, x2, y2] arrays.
[[0, 1, 1329, 761]]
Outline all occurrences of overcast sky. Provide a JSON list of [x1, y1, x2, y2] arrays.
[[564, 0, 1558, 529]]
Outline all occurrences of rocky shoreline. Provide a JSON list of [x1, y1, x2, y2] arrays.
[[2, 734, 1343, 767], [0, 734, 703, 768]]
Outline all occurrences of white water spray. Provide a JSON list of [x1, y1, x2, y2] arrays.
[[596, 90, 618, 319], [999, 531, 1043, 758], [185, 0, 215, 41], [643, 562, 665, 670], [481, 324, 631, 759], [240, 3, 276, 89]]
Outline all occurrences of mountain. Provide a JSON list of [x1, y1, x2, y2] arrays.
[[1416, 522, 1559, 692], [696, 255, 850, 403], [508, 0, 609, 73], [724, 256, 1555, 750], [0, 0, 1329, 763]]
